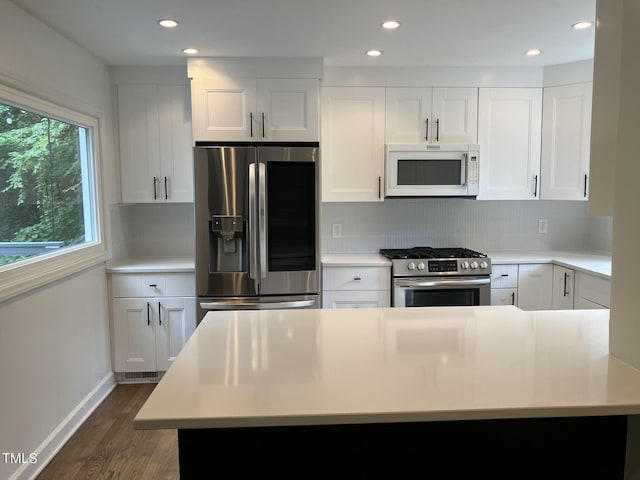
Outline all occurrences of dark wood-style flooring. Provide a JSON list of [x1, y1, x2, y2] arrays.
[[36, 383, 179, 480]]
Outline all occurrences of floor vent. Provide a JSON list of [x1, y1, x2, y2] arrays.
[[116, 371, 162, 384]]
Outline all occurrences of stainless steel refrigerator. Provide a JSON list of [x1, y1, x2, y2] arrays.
[[194, 144, 320, 323]]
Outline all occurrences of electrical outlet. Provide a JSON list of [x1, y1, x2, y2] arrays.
[[538, 218, 548, 234], [332, 223, 342, 238]]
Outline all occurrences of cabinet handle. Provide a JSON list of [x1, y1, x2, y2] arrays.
[[378, 176, 381, 199], [584, 174, 588, 198], [501, 274, 509, 277], [563, 272, 570, 297], [250, 112, 254, 138], [153, 176, 158, 200], [436, 118, 440, 142], [261, 112, 265, 138], [158, 301, 162, 326], [511, 292, 515, 305], [146, 302, 151, 326], [164, 176, 168, 200], [149, 284, 158, 288], [533, 174, 538, 197], [425, 118, 429, 141], [353, 277, 362, 281]]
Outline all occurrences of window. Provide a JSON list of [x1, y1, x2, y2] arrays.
[[0, 83, 105, 301]]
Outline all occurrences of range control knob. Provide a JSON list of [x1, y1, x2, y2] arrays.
[[470, 261, 479, 269], [417, 262, 426, 271], [480, 261, 488, 269], [407, 262, 416, 271], [461, 261, 470, 269]]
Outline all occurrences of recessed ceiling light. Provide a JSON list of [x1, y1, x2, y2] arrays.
[[572, 21, 593, 30], [525, 48, 542, 56], [182, 48, 199, 55], [158, 19, 179, 28], [381, 20, 400, 30], [367, 49, 383, 57]]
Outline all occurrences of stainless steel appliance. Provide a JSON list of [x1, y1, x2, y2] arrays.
[[385, 144, 480, 197], [195, 144, 320, 323], [380, 247, 491, 307]]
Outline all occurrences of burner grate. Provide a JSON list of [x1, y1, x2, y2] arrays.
[[380, 247, 487, 260]]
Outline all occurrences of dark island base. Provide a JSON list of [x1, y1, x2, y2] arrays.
[[178, 415, 627, 479]]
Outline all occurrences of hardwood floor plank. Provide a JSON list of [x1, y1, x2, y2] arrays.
[[36, 383, 178, 480]]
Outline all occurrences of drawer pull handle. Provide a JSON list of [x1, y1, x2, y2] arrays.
[[149, 284, 158, 288], [353, 277, 362, 281], [501, 274, 509, 277]]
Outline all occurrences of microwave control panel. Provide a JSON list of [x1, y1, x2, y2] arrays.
[[467, 152, 479, 194]]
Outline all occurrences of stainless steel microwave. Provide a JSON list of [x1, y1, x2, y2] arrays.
[[385, 144, 480, 197]]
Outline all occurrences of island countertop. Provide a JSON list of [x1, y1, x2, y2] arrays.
[[134, 306, 640, 430]]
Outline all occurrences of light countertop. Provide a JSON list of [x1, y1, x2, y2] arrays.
[[106, 257, 194, 273], [134, 305, 640, 430]]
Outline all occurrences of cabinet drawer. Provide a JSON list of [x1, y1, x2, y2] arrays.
[[491, 288, 518, 306], [111, 273, 195, 298], [576, 273, 610, 308], [323, 266, 390, 291], [490, 265, 518, 288], [323, 290, 390, 309]]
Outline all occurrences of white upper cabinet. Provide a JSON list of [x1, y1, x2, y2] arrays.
[[540, 83, 593, 200], [118, 84, 193, 203], [477, 88, 543, 200], [321, 87, 386, 202], [385, 87, 478, 144], [190, 77, 319, 142]]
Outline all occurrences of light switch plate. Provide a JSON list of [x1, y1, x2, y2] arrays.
[[332, 223, 342, 238]]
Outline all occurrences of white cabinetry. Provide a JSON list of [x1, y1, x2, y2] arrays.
[[321, 87, 386, 202], [490, 264, 518, 306], [517, 264, 553, 311], [118, 84, 193, 203], [322, 266, 390, 308], [541, 83, 593, 200], [385, 87, 478, 144], [574, 272, 610, 309], [552, 265, 575, 310], [111, 273, 196, 373], [190, 77, 319, 142], [477, 88, 543, 200]]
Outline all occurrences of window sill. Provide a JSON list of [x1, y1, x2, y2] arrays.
[[0, 244, 109, 304]]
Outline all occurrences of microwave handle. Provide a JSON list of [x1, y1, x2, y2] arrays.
[[461, 153, 468, 186]]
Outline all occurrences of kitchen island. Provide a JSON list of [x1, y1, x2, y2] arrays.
[[134, 306, 640, 478]]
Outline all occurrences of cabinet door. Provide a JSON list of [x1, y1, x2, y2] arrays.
[[552, 266, 574, 310], [541, 83, 592, 200], [477, 88, 542, 200], [517, 264, 553, 311], [155, 298, 196, 371], [491, 288, 518, 306], [190, 77, 257, 141], [431, 87, 478, 144], [257, 78, 319, 142], [118, 85, 161, 203], [112, 298, 157, 372], [158, 85, 194, 202], [321, 87, 385, 202], [385, 87, 432, 144]]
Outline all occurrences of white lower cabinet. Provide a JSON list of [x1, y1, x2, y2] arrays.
[[111, 273, 196, 373], [574, 272, 610, 309], [322, 265, 390, 308], [552, 266, 574, 309], [517, 264, 553, 311], [490, 264, 518, 306]]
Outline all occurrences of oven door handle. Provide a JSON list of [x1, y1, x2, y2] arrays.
[[395, 277, 491, 288]]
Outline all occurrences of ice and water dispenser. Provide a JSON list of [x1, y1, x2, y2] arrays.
[[210, 215, 245, 272]]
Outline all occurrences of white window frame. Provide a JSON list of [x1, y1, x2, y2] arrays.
[[0, 83, 107, 302]]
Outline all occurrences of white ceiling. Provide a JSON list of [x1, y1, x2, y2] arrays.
[[11, 0, 596, 68]]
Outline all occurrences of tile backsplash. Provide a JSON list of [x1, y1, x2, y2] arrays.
[[321, 199, 612, 254]]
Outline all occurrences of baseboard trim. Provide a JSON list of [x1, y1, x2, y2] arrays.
[[9, 372, 117, 480]]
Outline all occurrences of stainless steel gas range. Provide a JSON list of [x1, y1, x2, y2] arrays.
[[379, 247, 492, 308]]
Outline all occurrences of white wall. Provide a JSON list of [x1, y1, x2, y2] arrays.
[[0, 3, 116, 480]]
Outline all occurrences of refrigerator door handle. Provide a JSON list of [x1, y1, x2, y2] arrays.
[[259, 162, 267, 279], [200, 299, 317, 310], [248, 163, 258, 287]]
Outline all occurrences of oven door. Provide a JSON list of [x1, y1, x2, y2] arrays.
[[393, 276, 491, 307]]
